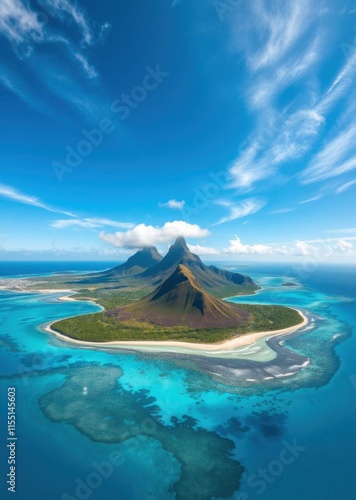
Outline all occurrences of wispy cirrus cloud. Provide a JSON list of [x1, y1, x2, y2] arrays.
[[301, 123, 356, 184], [51, 218, 134, 230], [228, 107, 326, 191], [269, 208, 294, 214], [0, 0, 43, 46], [212, 199, 264, 225], [336, 179, 356, 194], [248, 36, 322, 110], [40, 0, 95, 46], [0, 183, 73, 216], [324, 228, 356, 234], [0, 183, 133, 231], [298, 195, 322, 204], [0, 0, 110, 119], [233, 0, 321, 112], [236, 0, 313, 72], [225, 2, 356, 195]]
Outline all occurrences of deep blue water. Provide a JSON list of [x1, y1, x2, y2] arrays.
[[0, 262, 355, 500], [0, 261, 119, 277]]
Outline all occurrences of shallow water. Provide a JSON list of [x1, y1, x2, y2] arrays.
[[0, 263, 355, 499]]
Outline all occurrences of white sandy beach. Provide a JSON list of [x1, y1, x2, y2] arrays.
[[1, 280, 308, 354], [42, 309, 308, 353]]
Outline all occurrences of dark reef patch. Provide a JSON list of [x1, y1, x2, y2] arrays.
[[39, 365, 244, 500], [246, 411, 287, 439]]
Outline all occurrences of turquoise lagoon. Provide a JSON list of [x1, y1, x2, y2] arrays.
[[0, 262, 355, 499]]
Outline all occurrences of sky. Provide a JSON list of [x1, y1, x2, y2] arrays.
[[0, 0, 356, 263]]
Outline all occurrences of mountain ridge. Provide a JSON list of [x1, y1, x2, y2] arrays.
[[107, 264, 252, 328], [138, 236, 255, 294], [96, 246, 162, 279]]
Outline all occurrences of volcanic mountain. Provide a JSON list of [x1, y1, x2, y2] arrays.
[[107, 264, 252, 328], [138, 236, 256, 295], [78, 247, 163, 284], [104, 246, 162, 277]]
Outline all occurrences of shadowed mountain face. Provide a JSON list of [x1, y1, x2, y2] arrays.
[[107, 265, 252, 328], [92, 247, 163, 280], [139, 237, 254, 293]]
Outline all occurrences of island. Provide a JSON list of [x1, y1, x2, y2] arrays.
[[282, 282, 299, 287], [40, 237, 307, 346]]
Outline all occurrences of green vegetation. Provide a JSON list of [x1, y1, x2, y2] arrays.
[[51, 303, 303, 343], [73, 287, 150, 309], [34, 238, 303, 344], [72, 283, 258, 309], [210, 283, 259, 299]]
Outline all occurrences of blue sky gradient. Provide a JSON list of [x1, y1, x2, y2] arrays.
[[0, 0, 356, 262]]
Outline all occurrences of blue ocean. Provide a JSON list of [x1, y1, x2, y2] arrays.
[[0, 261, 355, 499]]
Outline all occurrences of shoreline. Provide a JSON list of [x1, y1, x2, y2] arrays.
[[1, 282, 309, 354], [41, 309, 308, 353]]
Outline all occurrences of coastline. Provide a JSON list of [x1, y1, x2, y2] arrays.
[[41, 309, 308, 354], [1, 281, 309, 354]]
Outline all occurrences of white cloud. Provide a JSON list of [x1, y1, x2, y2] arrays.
[[228, 45, 356, 192], [0, 183, 72, 216], [159, 199, 185, 210], [0, 0, 109, 116], [326, 51, 356, 96], [187, 244, 219, 255], [248, 37, 322, 110], [0, 183, 133, 233], [100, 221, 210, 248], [226, 8, 356, 193], [0, 70, 37, 109], [87, 218, 134, 229], [213, 199, 264, 225], [269, 208, 294, 214], [228, 142, 268, 190], [224, 237, 273, 255], [0, 0, 43, 46], [51, 218, 134, 230], [336, 179, 356, 194], [324, 228, 356, 234], [223, 236, 354, 258], [298, 195, 321, 204], [335, 239, 353, 253], [228, 106, 326, 191], [244, 0, 312, 71], [0, 0, 97, 50], [301, 123, 356, 184], [73, 52, 98, 79], [51, 219, 98, 229], [40, 0, 94, 46]]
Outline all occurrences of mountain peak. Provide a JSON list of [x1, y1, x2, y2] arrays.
[[108, 263, 251, 328], [150, 264, 198, 301], [94, 246, 162, 280], [173, 236, 189, 250]]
